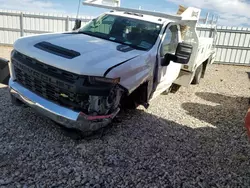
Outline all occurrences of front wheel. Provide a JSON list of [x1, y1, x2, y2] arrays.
[[192, 63, 203, 85]]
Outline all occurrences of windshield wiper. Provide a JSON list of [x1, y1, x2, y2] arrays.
[[110, 39, 147, 51], [78, 31, 111, 40], [117, 41, 147, 51]]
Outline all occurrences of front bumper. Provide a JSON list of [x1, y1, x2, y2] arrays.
[[9, 79, 119, 132]]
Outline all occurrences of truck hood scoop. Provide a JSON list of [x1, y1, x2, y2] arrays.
[[34, 41, 80, 59]]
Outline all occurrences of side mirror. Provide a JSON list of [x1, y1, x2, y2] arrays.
[[161, 43, 193, 66], [73, 19, 81, 31]]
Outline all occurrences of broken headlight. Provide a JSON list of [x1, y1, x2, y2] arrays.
[[88, 76, 120, 85]]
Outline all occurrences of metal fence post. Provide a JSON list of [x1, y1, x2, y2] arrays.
[[205, 12, 209, 25], [20, 12, 24, 36], [65, 16, 69, 31]]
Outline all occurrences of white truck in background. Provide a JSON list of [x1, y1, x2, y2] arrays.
[[8, 0, 217, 133]]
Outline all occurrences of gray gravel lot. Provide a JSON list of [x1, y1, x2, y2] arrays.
[[0, 63, 250, 188]]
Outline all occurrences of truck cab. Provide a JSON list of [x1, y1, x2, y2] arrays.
[[8, 1, 216, 133]]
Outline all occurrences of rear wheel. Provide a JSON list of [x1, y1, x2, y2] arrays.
[[192, 63, 203, 85]]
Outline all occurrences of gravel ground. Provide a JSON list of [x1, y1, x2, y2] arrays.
[[0, 48, 250, 187], [0, 46, 12, 60]]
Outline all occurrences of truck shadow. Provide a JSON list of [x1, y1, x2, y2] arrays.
[[1, 88, 250, 186], [181, 92, 248, 128], [83, 102, 250, 186]]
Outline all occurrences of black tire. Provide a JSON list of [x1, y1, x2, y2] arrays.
[[192, 63, 203, 85], [2, 75, 10, 85]]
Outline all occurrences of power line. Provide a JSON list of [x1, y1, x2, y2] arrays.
[[76, 0, 81, 19]]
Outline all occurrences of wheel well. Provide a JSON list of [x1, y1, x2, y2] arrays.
[[120, 82, 149, 109]]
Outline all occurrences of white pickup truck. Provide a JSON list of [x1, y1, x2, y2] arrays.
[[8, 1, 216, 133]]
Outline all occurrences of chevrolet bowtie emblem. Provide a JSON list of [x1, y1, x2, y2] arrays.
[[60, 93, 68, 98]]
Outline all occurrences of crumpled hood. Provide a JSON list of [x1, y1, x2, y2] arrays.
[[13, 33, 144, 76]]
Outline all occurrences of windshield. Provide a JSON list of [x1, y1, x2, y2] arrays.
[[79, 14, 162, 51]]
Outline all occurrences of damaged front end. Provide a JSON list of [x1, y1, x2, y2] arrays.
[[9, 50, 125, 132], [67, 81, 124, 132], [72, 76, 124, 116]]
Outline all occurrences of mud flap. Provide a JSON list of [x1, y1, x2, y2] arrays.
[[0, 58, 10, 85], [173, 70, 194, 87]]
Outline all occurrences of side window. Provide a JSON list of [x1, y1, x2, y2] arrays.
[[160, 25, 179, 56]]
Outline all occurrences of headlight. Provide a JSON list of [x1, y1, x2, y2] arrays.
[[88, 76, 120, 85]]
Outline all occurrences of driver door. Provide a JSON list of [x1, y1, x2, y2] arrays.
[[154, 24, 182, 96]]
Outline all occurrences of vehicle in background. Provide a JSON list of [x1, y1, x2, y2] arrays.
[[8, 0, 217, 133], [0, 58, 10, 85]]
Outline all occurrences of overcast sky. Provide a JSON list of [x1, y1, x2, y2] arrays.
[[0, 0, 249, 27]]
